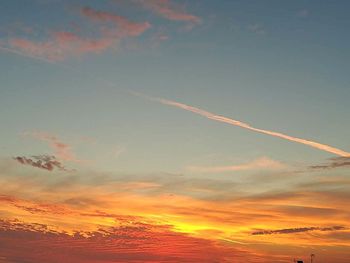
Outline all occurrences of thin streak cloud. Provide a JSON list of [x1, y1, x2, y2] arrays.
[[310, 157, 350, 170], [0, 45, 55, 64], [187, 157, 286, 173], [252, 226, 346, 235], [134, 92, 350, 157]]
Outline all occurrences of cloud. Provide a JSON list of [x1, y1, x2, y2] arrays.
[[9, 32, 114, 61], [132, 92, 350, 157], [23, 131, 82, 163], [5, 6, 151, 61], [80, 7, 151, 37], [0, 219, 257, 263], [247, 24, 265, 35], [13, 155, 69, 172], [187, 157, 286, 173], [1, 157, 350, 259], [252, 226, 346, 235], [0, 195, 72, 215], [134, 0, 201, 24], [1, 2, 201, 62], [310, 157, 350, 170]]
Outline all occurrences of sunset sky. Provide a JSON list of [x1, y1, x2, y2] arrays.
[[1, 1, 350, 262]]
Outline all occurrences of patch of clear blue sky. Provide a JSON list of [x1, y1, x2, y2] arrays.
[[0, 0, 349, 173]]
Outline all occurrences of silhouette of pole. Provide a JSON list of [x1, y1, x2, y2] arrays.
[[310, 254, 315, 263]]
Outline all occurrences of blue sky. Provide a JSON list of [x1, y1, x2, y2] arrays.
[[1, 0, 350, 173]]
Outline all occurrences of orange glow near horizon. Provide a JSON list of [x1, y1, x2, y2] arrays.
[[1, 160, 350, 262]]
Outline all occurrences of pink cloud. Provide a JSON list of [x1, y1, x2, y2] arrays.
[[80, 7, 151, 37], [7, 7, 151, 61], [9, 33, 114, 61], [23, 131, 82, 163], [135, 0, 201, 24]]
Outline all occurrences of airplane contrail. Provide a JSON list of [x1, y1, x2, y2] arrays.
[[3, 44, 349, 157], [133, 92, 350, 157], [0, 45, 55, 64]]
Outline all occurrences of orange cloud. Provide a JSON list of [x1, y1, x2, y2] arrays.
[[1, 158, 350, 262], [187, 157, 286, 173], [0, 218, 261, 263]]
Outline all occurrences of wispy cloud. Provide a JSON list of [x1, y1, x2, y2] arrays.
[[13, 155, 69, 172], [0, 44, 56, 64], [133, 92, 350, 157], [252, 226, 346, 235], [187, 157, 286, 173], [22, 131, 82, 163], [0, 2, 201, 62], [4, 6, 151, 61], [8, 32, 114, 61], [134, 0, 201, 24], [80, 7, 151, 37], [247, 24, 265, 35], [310, 157, 350, 170]]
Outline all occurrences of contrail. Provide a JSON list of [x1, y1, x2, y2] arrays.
[[3, 44, 349, 157], [132, 92, 350, 157], [0, 45, 55, 64]]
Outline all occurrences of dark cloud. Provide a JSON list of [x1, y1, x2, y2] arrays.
[[13, 155, 70, 172], [0, 195, 72, 216], [252, 226, 346, 235], [310, 157, 350, 170]]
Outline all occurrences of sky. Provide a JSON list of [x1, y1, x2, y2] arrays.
[[0, 0, 350, 262]]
